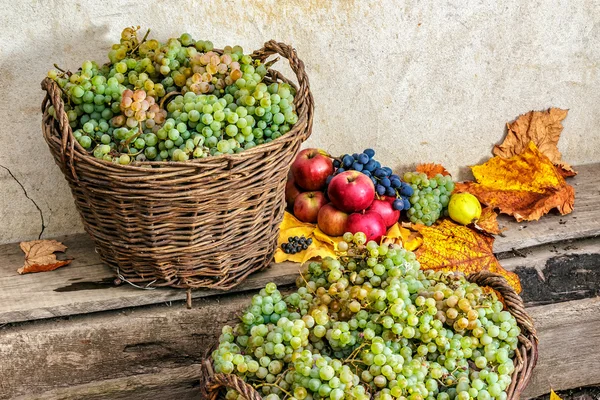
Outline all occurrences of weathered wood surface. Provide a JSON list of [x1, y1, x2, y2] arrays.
[[2, 293, 599, 399], [0, 235, 299, 324], [12, 366, 202, 400], [1, 163, 598, 325], [501, 237, 600, 306]]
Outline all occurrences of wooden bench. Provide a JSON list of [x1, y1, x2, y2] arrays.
[[1, 163, 599, 400]]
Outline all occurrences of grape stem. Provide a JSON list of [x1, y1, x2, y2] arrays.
[[252, 382, 293, 398], [120, 127, 142, 152], [344, 342, 368, 363], [129, 28, 151, 55], [298, 272, 317, 296], [53, 63, 69, 74]]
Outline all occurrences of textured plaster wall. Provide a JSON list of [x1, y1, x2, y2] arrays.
[[1, 0, 599, 243]]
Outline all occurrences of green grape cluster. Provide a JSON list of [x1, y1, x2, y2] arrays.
[[212, 232, 519, 400], [403, 172, 456, 226], [47, 27, 299, 164]]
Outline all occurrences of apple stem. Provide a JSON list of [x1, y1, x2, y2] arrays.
[[318, 149, 334, 158]]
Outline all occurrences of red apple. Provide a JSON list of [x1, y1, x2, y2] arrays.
[[317, 203, 349, 237], [285, 177, 302, 209], [327, 171, 375, 213], [294, 191, 327, 223], [346, 211, 387, 243], [367, 199, 400, 228], [291, 149, 334, 191]]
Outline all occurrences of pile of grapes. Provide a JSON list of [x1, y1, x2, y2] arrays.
[[47, 27, 298, 164], [403, 172, 456, 226], [330, 149, 414, 212], [212, 233, 519, 400]]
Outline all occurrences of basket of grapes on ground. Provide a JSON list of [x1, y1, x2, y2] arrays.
[[41, 27, 313, 291], [200, 233, 537, 400]]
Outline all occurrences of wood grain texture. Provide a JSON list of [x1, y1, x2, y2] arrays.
[[0, 235, 300, 324], [500, 236, 600, 306], [0, 163, 597, 324], [523, 297, 600, 398], [11, 366, 202, 400], [2, 295, 599, 399], [0, 294, 248, 399]]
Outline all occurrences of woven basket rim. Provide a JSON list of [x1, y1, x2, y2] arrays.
[[41, 40, 313, 171], [199, 270, 538, 400]]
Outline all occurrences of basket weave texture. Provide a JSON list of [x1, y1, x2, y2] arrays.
[[199, 271, 538, 400], [41, 41, 313, 290]]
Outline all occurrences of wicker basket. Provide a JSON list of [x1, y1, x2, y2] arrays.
[[41, 41, 313, 291], [199, 271, 538, 400]]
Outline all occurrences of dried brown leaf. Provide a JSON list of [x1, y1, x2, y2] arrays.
[[474, 207, 503, 235], [18, 240, 72, 274], [494, 108, 576, 176], [416, 163, 451, 178]]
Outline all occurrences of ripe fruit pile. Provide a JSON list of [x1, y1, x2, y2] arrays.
[[47, 27, 298, 164], [332, 150, 413, 212], [288, 149, 406, 242], [403, 172, 456, 226], [212, 233, 520, 400]]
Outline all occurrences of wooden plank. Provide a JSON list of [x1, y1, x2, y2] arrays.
[[2, 294, 599, 399], [523, 297, 600, 398], [500, 237, 600, 306], [0, 236, 299, 324], [0, 163, 598, 325], [11, 366, 202, 400], [0, 293, 248, 399]]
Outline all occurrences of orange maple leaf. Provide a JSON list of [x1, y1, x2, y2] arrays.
[[415, 220, 521, 293], [474, 207, 503, 235], [416, 163, 451, 178], [18, 240, 73, 274], [455, 142, 575, 222], [494, 108, 576, 177]]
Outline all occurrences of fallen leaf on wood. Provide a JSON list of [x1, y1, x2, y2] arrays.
[[18, 240, 73, 274], [455, 142, 575, 222], [474, 207, 503, 235], [494, 108, 576, 177], [550, 390, 562, 400], [416, 163, 451, 178], [414, 220, 521, 292]]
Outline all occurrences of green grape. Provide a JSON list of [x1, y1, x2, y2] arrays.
[[403, 172, 455, 226]]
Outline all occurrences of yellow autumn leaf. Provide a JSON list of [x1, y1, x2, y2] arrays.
[[382, 223, 423, 252], [313, 227, 344, 251], [455, 142, 575, 222], [415, 219, 521, 293], [550, 389, 562, 400], [275, 212, 337, 264]]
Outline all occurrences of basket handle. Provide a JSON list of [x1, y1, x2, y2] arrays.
[[252, 41, 314, 141], [467, 270, 536, 336], [41, 77, 79, 180], [200, 359, 262, 400]]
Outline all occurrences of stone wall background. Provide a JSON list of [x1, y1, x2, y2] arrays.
[[1, 0, 599, 243]]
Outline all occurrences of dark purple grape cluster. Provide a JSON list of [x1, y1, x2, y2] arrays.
[[281, 236, 312, 254], [328, 149, 414, 211]]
